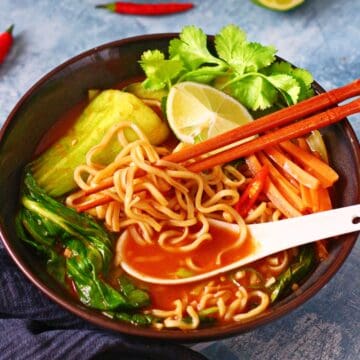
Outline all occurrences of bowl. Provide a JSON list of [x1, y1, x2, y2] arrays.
[[0, 33, 359, 342]]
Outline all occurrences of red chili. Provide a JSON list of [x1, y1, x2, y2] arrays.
[[0, 25, 14, 64], [235, 165, 269, 218], [96, 2, 194, 15]]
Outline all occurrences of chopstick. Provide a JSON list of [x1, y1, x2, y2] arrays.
[[163, 79, 360, 165], [187, 97, 360, 173], [74, 79, 360, 212]]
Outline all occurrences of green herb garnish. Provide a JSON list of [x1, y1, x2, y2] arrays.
[[139, 24, 313, 111]]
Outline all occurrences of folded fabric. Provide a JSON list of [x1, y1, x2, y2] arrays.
[[0, 248, 207, 360]]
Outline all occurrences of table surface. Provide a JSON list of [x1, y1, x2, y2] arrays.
[[0, 1, 359, 359]]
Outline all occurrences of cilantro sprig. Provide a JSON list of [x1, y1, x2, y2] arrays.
[[139, 24, 313, 111]]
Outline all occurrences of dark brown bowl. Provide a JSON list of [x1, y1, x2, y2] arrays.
[[0, 33, 359, 342]]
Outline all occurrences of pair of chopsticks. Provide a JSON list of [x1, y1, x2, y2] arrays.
[[164, 79, 360, 172], [75, 79, 360, 212]]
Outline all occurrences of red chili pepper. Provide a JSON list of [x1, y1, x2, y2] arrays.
[[235, 165, 269, 218], [0, 24, 14, 64], [96, 2, 194, 15]]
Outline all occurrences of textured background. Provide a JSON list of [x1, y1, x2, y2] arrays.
[[0, 1, 359, 359]]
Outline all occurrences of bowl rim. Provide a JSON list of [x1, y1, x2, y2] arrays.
[[1, 32, 359, 342]]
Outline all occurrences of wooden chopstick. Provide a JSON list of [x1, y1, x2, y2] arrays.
[[163, 79, 360, 164], [187, 97, 360, 173]]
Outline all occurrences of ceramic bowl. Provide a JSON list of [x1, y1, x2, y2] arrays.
[[0, 33, 359, 342]]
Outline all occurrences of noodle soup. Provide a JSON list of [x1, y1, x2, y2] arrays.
[[17, 82, 333, 331], [14, 26, 343, 332]]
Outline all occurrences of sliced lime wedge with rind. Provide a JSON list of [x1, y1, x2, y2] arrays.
[[166, 82, 253, 144]]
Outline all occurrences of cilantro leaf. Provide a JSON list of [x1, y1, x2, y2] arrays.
[[180, 65, 226, 84], [138, 25, 314, 111], [169, 25, 221, 70], [231, 75, 278, 110], [215, 24, 247, 64], [216, 25, 276, 75], [233, 42, 276, 74], [140, 50, 183, 90], [264, 61, 314, 101], [267, 74, 300, 105]]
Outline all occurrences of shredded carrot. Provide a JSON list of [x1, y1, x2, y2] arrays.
[[299, 184, 313, 210], [279, 140, 339, 188], [265, 147, 320, 189], [309, 187, 320, 212], [257, 151, 306, 212], [315, 240, 329, 261], [75, 195, 113, 212], [246, 154, 302, 218], [317, 186, 332, 211]]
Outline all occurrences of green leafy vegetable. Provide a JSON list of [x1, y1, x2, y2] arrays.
[[104, 311, 156, 327], [175, 267, 195, 278], [118, 275, 150, 308], [16, 170, 151, 313], [139, 24, 314, 111], [269, 245, 316, 303]]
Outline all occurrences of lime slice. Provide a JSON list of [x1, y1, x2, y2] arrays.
[[252, 0, 304, 11], [166, 82, 253, 144]]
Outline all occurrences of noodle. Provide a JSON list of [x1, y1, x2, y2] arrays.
[[65, 120, 308, 330], [67, 121, 248, 256]]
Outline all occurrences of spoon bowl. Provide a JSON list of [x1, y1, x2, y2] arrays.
[[120, 204, 360, 285]]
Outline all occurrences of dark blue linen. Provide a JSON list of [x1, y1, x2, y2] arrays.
[[0, 249, 207, 360]]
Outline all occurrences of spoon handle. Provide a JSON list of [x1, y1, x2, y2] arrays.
[[249, 203, 360, 257]]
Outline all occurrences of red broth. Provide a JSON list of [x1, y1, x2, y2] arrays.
[[122, 223, 255, 279]]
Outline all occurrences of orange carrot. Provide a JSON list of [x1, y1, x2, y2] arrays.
[[315, 240, 329, 261], [265, 147, 320, 189], [279, 140, 339, 188], [75, 195, 113, 212], [317, 186, 332, 211], [309, 187, 320, 212], [246, 154, 302, 218], [257, 151, 306, 212], [299, 183, 313, 210]]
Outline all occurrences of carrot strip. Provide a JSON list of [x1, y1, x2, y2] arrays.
[[315, 240, 329, 261], [267, 146, 301, 188], [279, 140, 339, 188], [83, 178, 114, 196], [317, 186, 332, 211], [246, 154, 302, 218], [257, 151, 306, 212], [309, 187, 320, 212], [265, 147, 320, 189], [299, 184, 313, 210], [75, 195, 113, 212]]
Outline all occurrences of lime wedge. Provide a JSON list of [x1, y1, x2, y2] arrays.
[[166, 82, 253, 144], [252, 0, 304, 11]]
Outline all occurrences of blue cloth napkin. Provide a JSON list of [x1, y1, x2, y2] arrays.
[[0, 248, 207, 360]]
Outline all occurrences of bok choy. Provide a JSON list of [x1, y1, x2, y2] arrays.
[[31, 90, 169, 197], [16, 170, 151, 315]]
